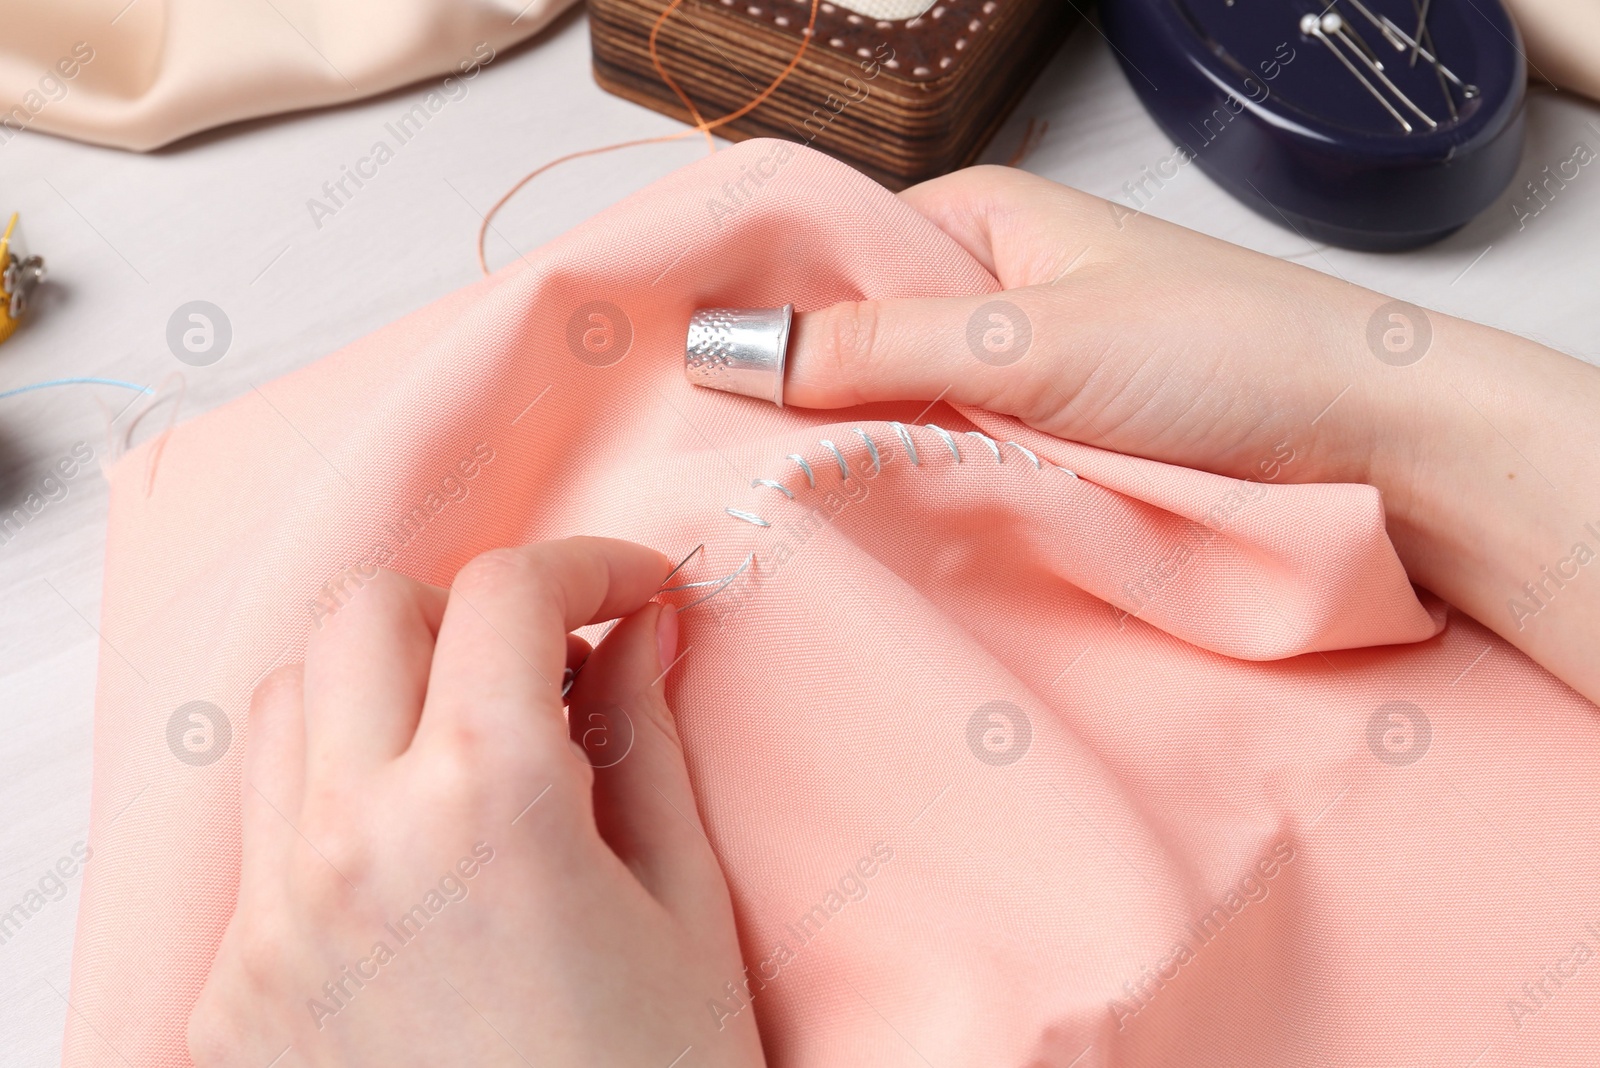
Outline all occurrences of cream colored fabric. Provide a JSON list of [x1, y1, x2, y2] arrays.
[[1505, 0, 1600, 99], [0, 0, 575, 151], [833, 0, 936, 19]]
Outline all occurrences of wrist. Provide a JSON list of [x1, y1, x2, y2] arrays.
[[1357, 304, 1600, 701], [1292, 279, 1443, 504], [1362, 308, 1538, 580], [1305, 285, 1506, 564]]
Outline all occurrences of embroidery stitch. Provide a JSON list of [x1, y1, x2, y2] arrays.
[[853, 428, 881, 474], [926, 424, 961, 461], [890, 421, 919, 465], [684, 423, 1092, 616], [753, 478, 795, 499], [819, 439, 850, 480], [788, 453, 816, 487], [1006, 441, 1041, 469], [966, 431, 1002, 463]]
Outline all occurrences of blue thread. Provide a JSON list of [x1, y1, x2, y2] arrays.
[[1005, 441, 1042, 469], [752, 478, 794, 499], [966, 431, 1002, 463], [0, 377, 153, 402], [787, 453, 815, 488], [852, 428, 881, 474], [925, 424, 960, 461], [680, 552, 754, 610], [819, 439, 848, 480], [890, 422, 919, 466]]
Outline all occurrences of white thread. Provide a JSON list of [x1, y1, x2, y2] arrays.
[[853, 428, 881, 474], [707, 428, 1087, 613], [819, 439, 849, 480], [966, 431, 1002, 463], [926, 424, 960, 461], [680, 552, 755, 610], [1005, 441, 1040, 469], [890, 421, 919, 465], [752, 478, 794, 499], [661, 575, 731, 590]]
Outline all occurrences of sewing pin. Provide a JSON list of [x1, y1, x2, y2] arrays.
[[1339, 0, 1408, 52], [1304, 13, 1413, 133], [1413, 12, 1459, 119], [1336, 13, 1385, 69], [1344, 0, 1473, 94], [1331, 15, 1438, 129], [1409, 0, 1431, 66]]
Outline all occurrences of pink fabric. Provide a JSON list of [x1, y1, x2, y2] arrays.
[[68, 139, 1600, 1066]]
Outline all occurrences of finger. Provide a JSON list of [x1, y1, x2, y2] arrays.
[[239, 664, 307, 888], [416, 538, 671, 780], [788, 165, 1139, 415], [785, 285, 1070, 417], [897, 164, 1092, 283], [789, 165, 1119, 416], [567, 603, 731, 926], [302, 570, 448, 777], [896, 165, 1013, 279]]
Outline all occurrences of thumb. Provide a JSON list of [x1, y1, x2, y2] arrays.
[[566, 603, 729, 924], [784, 289, 1064, 417]]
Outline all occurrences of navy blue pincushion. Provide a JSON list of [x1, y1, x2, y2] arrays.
[[1100, 0, 1526, 250]]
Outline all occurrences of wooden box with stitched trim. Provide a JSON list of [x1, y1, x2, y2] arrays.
[[586, 0, 1080, 190]]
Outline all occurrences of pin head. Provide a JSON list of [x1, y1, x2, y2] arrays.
[[1102, 0, 1526, 249]]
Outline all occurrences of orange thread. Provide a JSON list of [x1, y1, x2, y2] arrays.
[[1005, 117, 1049, 167], [476, 0, 823, 275]]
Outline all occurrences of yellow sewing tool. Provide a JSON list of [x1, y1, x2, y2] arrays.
[[0, 213, 47, 346]]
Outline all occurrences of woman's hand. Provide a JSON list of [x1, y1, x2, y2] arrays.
[[788, 165, 1600, 703], [187, 538, 767, 1068], [792, 165, 1390, 489]]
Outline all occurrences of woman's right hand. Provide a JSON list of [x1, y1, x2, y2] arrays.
[[786, 165, 1600, 704], [187, 538, 768, 1068]]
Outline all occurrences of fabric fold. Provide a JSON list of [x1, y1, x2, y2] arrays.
[[0, 0, 567, 151]]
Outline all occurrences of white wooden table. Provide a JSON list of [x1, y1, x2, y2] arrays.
[[2, 13, 1596, 1064]]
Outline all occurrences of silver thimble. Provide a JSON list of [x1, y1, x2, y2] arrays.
[[684, 305, 793, 407]]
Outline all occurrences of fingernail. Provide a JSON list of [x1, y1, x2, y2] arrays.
[[655, 603, 679, 676]]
